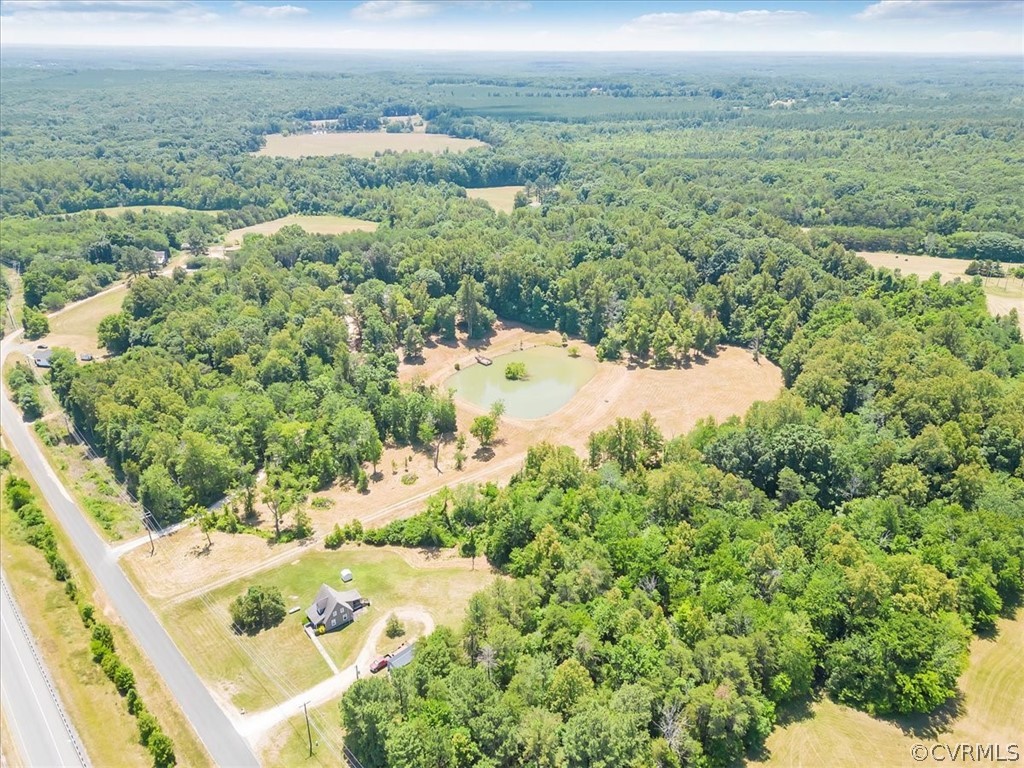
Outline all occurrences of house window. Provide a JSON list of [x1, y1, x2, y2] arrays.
[[330, 618, 336, 627]]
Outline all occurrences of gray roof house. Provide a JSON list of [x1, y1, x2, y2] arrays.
[[305, 584, 369, 633]]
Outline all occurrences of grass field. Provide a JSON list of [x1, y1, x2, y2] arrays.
[[73, 205, 214, 217], [753, 612, 1024, 768], [256, 132, 488, 159], [156, 546, 496, 712], [262, 697, 346, 768], [2, 265, 24, 336], [857, 251, 1023, 331], [39, 283, 127, 359], [0, 446, 212, 768], [224, 214, 378, 247], [466, 185, 524, 214]]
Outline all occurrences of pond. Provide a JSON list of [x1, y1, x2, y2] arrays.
[[445, 345, 598, 420]]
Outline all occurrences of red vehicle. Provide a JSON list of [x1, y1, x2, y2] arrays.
[[370, 655, 391, 673]]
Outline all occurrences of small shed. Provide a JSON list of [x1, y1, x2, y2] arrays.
[[340, 568, 353, 583]]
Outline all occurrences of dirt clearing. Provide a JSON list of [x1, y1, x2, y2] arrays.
[[223, 214, 378, 247], [857, 251, 1023, 331], [466, 186, 524, 214]]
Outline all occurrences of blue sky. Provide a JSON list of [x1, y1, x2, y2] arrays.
[[0, 1, 1021, 53]]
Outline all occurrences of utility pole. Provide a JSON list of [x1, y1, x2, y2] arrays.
[[303, 701, 313, 757]]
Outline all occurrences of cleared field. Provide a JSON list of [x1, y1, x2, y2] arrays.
[[145, 546, 496, 712], [256, 132, 488, 159], [2, 265, 24, 335], [224, 214, 378, 247], [39, 283, 127, 359], [753, 613, 1024, 768], [0, 447, 212, 768], [74, 205, 212, 217], [466, 185, 524, 214], [858, 251, 1023, 331]]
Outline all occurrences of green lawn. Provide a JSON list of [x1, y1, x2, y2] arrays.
[[162, 546, 496, 712]]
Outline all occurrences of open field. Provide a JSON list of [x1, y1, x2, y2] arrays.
[[224, 214, 378, 247], [38, 283, 126, 359], [256, 132, 488, 159], [262, 696, 346, 768], [73, 205, 213, 217], [753, 612, 1024, 768], [0, 445, 211, 768], [857, 251, 1023, 331], [2, 265, 24, 336], [142, 546, 496, 713], [466, 185, 524, 214]]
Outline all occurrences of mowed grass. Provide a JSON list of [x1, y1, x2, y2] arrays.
[[466, 185, 524, 214], [162, 546, 497, 712], [256, 132, 488, 159], [42, 284, 127, 358], [262, 698, 348, 768], [0, 449, 212, 768], [224, 214, 378, 247], [2, 265, 25, 335], [752, 612, 1024, 768]]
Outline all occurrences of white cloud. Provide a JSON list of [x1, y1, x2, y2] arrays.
[[349, 0, 529, 22], [626, 9, 811, 31], [0, 0, 217, 24], [856, 0, 1022, 20], [350, 1, 441, 22], [234, 2, 309, 19]]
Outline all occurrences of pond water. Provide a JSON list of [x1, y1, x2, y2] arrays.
[[445, 346, 598, 420]]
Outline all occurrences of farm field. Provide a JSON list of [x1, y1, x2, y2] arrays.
[[223, 214, 378, 247], [857, 251, 1023, 330], [465, 185, 524, 214], [134, 546, 496, 713], [753, 613, 1024, 768], [255, 132, 488, 159]]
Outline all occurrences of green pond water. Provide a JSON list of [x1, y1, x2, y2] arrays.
[[446, 346, 598, 420]]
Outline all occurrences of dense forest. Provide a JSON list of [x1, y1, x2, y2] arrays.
[[3, 50, 1023, 768]]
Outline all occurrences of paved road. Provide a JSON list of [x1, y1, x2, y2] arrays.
[[1, 572, 89, 768], [1, 336, 259, 768]]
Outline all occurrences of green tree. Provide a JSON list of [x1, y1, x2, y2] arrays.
[[22, 307, 49, 340], [229, 585, 286, 635], [470, 415, 497, 448]]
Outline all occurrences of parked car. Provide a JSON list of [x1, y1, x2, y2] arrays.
[[80, 353, 94, 362], [36, 344, 48, 349], [370, 655, 391, 674]]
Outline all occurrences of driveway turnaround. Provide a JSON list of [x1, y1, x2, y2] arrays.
[[1, 337, 259, 768], [1, 572, 89, 768]]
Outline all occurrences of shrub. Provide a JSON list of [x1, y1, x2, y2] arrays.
[[79, 602, 95, 627], [114, 663, 136, 695], [357, 468, 369, 493], [311, 496, 334, 510], [504, 361, 528, 380], [385, 614, 406, 638], [126, 688, 144, 716], [149, 730, 176, 767], [401, 473, 418, 486], [137, 710, 159, 746], [325, 523, 344, 549], [567, 345, 580, 358]]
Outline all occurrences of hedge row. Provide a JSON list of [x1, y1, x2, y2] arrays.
[[5, 475, 177, 767]]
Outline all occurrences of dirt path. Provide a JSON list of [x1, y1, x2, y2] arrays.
[[239, 607, 434, 743]]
